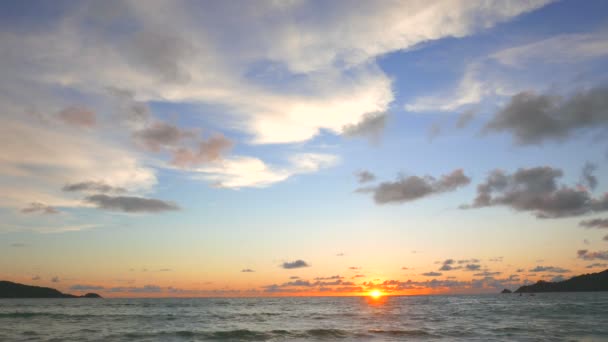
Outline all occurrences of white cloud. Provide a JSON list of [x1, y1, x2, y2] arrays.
[[0, 0, 550, 143], [193, 153, 339, 189], [492, 32, 608, 67]]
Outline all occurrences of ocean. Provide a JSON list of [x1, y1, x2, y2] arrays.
[[1, 293, 607, 341]]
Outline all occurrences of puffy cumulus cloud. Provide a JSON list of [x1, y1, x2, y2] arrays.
[[462, 166, 608, 218], [342, 112, 387, 143], [484, 86, 608, 145], [84, 194, 179, 213], [194, 153, 338, 189], [577, 249, 608, 261], [56, 106, 96, 128], [0, 0, 550, 145], [439, 259, 462, 271], [361, 169, 470, 205], [62, 181, 126, 194], [281, 260, 310, 269], [355, 171, 376, 184], [21, 202, 59, 215], [529, 266, 570, 274], [580, 218, 608, 229]]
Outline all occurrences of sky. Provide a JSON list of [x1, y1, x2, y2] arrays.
[[1, 0, 608, 297]]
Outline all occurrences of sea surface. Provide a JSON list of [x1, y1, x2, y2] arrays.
[[1, 293, 607, 341]]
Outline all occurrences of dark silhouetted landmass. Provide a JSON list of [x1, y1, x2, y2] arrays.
[[514, 269, 608, 293], [0, 281, 102, 298], [501, 288, 512, 293]]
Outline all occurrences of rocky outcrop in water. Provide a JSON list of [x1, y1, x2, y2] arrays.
[[0, 281, 102, 298], [514, 269, 608, 293]]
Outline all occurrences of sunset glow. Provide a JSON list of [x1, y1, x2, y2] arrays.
[[1, 0, 607, 300]]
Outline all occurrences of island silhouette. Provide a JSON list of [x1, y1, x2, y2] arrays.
[[0, 281, 101, 298], [500, 269, 608, 293]]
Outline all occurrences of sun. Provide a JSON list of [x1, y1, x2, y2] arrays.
[[369, 290, 382, 299]]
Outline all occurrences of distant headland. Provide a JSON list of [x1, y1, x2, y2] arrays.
[[502, 269, 608, 293], [0, 281, 102, 298]]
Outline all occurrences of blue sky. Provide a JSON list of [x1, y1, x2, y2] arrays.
[[1, 0, 608, 296]]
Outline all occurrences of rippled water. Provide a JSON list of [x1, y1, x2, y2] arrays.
[[1, 293, 607, 341]]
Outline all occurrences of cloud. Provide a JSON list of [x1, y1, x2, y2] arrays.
[[355, 171, 376, 184], [473, 271, 502, 277], [281, 260, 310, 269], [491, 33, 608, 67], [586, 263, 608, 269], [529, 266, 570, 273], [56, 106, 96, 128], [133, 121, 197, 152], [465, 264, 481, 271], [195, 153, 338, 189], [579, 218, 608, 229], [51, 276, 59, 283], [439, 259, 461, 271], [70, 284, 105, 291], [462, 166, 608, 218], [604, 234, 608, 241], [456, 108, 478, 129], [421, 272, 442, 277], [484, 86, 608, 145], [171, 134, 233, 168], [577, 249, 608, 261], [32, 276, 40, 281], [580, 162, 598, 191], [84, 194, 179, 213], [363, 169, 470, 204], [241, 269, 255, 273], [62, 181, 126, 194], [21, 202, 59, 215], [10, 243, 26, 247], [342, 112, 387, 143]]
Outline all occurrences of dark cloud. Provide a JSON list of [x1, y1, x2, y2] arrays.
[[355, 170, 376, 183], [62, 181, 126, 194], [473, 271, 502, 277], [108, 87, 150, 125], [580, 162, 598, 190], [516, 268, 524, 272], [352, 274, 365, 278], [289, 276, 300, 279], [57, 106, 96, 127], [31, 275, 40, 281], [171, 134, 233, 167], [21, 202, 59, 214], [586, 263, 608, 269], [51, 276, 59, 283], [578, 249, 608, 260], [489, 257, 503, 262], [461, 166, 608, 218], [70, 284, 105, 291], [133, 121, 196, 152], [281, 259, 309, 269], [465, 264, 481, 271], [422, 272, 442, 277], [342, 111, 387, 143], [580, 218, 608, 229], [439, 259, 462, 271], [457, 258, 480, 264], [85, 194, 179, 213], [456, 108, 477, 129], [241, 269, 255, 273], [364, 169, 470, 205], [484, 86, 608, 145], [314, 275, 343, 281], [529, 266, 570, 273], [349, 266, 360, 270]]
